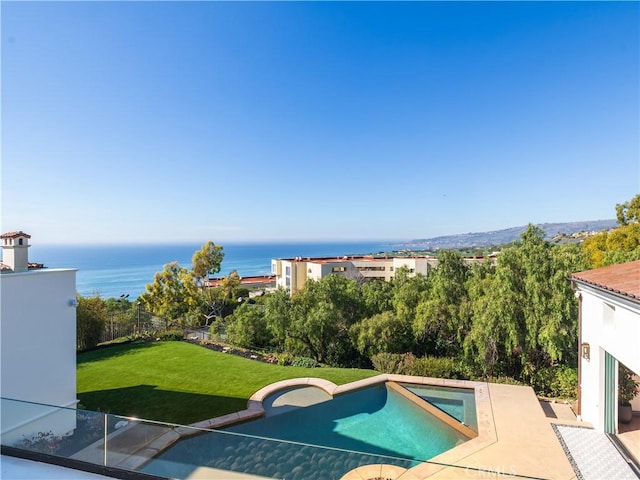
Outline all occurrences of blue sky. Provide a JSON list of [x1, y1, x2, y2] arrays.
[[2, 1, 638, 245]]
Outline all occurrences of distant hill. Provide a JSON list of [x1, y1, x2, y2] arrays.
[[401, 220, 617, 250]]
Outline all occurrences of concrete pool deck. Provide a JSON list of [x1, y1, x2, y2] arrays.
[[247, 374, 582, 479], [72, 375, 595, 479], [398, 382, 581, 480]]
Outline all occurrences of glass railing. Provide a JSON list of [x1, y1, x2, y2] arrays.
[[1, 397, 419, 479], [2, 396, 522, 480]]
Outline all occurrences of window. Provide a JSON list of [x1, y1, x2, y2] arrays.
[[18, 239, 23, 245], [285, 266, 291, 276], [332, 266, 347, 272]]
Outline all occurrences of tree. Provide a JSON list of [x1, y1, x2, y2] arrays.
[[219, 270, 242, 300], [264, 288, 293, 351], [272, 275, 365, 366], [361, 279, 394, 317], [192, 241, 224, 287], [226, 303, 272, 349], [141, 262, 199, 327], [464, 225, 582, 378], [391, 266, 430, 324], [464, 252, 522, 377], [196, 287, 227, 326], [583, 194, 640, 268], [76, 295, 107, 351], [413, 250, 470, 356], [582, 230, 608, 268], [351, 311, 413, 358], [615, 193, 640, 225]]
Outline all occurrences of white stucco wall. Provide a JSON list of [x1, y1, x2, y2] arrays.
[[578, 284, 640, 431], [0, 269, 78, 407], [392, 257, 435, 277], [352, 258, 393, 281], [306, 262, 323, 281]]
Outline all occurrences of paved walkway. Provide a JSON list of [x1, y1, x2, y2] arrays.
[[554, 425, 638, 480]]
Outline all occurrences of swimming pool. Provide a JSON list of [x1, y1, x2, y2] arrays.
[[141, 382, 474, 479]]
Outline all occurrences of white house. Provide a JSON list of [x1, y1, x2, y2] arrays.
[[571, 260, 640, 433], [0, 231, 78, 444]]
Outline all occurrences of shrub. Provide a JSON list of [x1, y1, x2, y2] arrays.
[[157, 330, 184, 341], [275, 352, 293, 366], [409, 356, 460, 379], [208, 319, 227, 342], [528, 366, 578, 399], [291, 356, 319, 368], [529, 367, 555, 396], [370, 352, 415, 374], [550, 366, 578, 399], [481, 376, 526, 386], [77, 296, 107, 351], [619, 364, 640, 405]]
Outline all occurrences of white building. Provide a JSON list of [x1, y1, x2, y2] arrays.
[[271, 255, 439, 295], [1, 231, 78, 444], [571, 260, 640, 433]]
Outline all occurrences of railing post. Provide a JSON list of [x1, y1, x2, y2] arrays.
[[103, 413, 108, 466]]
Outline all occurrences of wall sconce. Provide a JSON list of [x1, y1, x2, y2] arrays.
[[68, 299, 79, 307], [581, 342, 590, 360]]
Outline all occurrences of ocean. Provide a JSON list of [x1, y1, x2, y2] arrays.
[[28, 242, 396, 299]]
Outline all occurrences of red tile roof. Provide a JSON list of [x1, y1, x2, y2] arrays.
[[571, 260, 640, 301], [1, 231, 31, 239], [206, 275, 275, 288]]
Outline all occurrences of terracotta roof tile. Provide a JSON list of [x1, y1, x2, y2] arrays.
[[571, 260, 640, 301], [1, 231, 31, 239]]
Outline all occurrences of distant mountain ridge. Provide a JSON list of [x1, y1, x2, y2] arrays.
[[402, 219, 617, 250]]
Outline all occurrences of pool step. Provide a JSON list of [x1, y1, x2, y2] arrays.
[[386, 382, 478, 439]]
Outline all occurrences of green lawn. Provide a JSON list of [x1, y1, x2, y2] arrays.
[[77, 341, 377, 425]]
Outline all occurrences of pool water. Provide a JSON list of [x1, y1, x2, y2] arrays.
[[142, 383, 472, 480], [404, 384, 478, 430], [229, 383, 467, 459]]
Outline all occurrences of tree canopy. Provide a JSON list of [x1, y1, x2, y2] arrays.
[[615, 194, 640, 225], [583, 193, 640, 268], [192, 241, 224, 285], [133, 195, 638, 398]]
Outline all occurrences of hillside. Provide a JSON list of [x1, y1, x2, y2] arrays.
[[401, 219, 617, 250]]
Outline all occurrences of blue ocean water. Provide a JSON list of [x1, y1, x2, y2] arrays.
[[28, 242, 394, 299]]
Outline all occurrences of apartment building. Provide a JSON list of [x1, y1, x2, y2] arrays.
[[271, 255, 440, 295]]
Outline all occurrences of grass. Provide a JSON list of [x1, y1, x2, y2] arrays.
[[77, 341, 377, 425]]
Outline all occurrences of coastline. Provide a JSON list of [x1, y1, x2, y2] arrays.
[[29, 241, 395, 299]]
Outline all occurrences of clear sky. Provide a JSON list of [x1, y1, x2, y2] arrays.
[[2, 1, 638, 245]]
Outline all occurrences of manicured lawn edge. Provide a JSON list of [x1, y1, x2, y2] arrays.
[[77, 341, 376, 425]]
